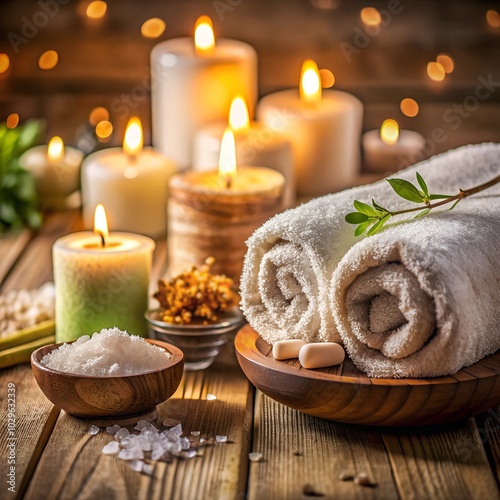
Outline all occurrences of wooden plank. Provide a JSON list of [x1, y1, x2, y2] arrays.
[[475, 406, 500, 485], [0, 229, 33, 286], [248, 390, 399, 499], [24, 347, 253, 500], [0, 364, 59, 499], [382, 419, 500, 500]]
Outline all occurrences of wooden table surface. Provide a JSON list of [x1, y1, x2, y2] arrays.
[[1, 211, 500, 500]]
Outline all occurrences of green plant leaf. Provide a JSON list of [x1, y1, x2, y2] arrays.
[[416, 172, 429, 197], [386, 178, 425, 203], [345, 212, 369, 224], [366, 214, 391, 236], [428, 193, 452, 200], [353, 200, 379, 217], [371, 199, 389, 213], [415, 208, 431, 218], [449, 199, 461, 210], [354, 221, 372, 236]]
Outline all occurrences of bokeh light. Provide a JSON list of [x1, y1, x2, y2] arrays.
[[39, 50, 59, 70], [427, 61, 445, 82], [141, 18, 166, 38], [360, 7, 381, 26], [400, 98, 419, 117], [89, 107, 110, 126], [0, 53, 10, 74], [437, 54, 454, 74], [486, 10, 500, 28], [319, 69, 335, 88], [95, 120, 113, 140], [86, 1, 107, 19], [6, 113, 19, 129]]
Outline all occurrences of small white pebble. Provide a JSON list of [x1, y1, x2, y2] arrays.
[[215, 435, 228, 443], [106, 425, 121, 435], [115, 428, 130, 441], [142, 464, 154, 475], [88, 425, 100, 436], [128, 459, 144, 472], [249, 452, 263, 462], [162, 418, 181, 428], [102, 441, 120, 455], [183, 449, 197, 459], [191, 431, 200, 436]]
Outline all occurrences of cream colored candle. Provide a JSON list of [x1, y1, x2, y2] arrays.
[[151, 16, 257, 170], [257, 60, 363, 197], [81, 117, 177, 238], [53, 205, 155, 342], [168, 130, 285, 282], [19, 136, 83, 209], [193, 97, 295, 207], [363, 119, 426, 173]]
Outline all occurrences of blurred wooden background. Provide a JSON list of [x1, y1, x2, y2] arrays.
[[0, 0, 499, 163]]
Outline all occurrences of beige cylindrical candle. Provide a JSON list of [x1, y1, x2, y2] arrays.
[[193, 120, 295, 208], [363, 121, 426, 173], [151, 16, 257, 170], [168, 167, 285, 283], [257, 60, 363, 197]]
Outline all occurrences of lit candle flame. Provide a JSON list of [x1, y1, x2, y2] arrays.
[[123, 117, 143, 160], [194, 16, 215, 53], [94, 204, 109, 247], [229, 96, 250, 131], [380, 119, 400, 146], [219, 128, 237, 188], [47, 136, 64, 161], [300, 59, 322, 104]]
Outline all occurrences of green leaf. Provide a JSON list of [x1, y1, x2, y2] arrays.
[[371, 199, 389, 213], [345, 212, 369, 224], [354, 221, 372, 237], [428, 193, 452, 200], [416, 172, 429, 197], [386, 178, 425, 203], [366, 214, 391, 236], [449, 199, 461, 210], [353, 200, 379, 217], [415, 208, 431, 218]]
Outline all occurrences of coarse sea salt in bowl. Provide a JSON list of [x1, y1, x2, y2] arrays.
[[30, 327, 184, 419]]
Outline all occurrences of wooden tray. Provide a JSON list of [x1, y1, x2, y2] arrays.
[[235, 325, 500, 426]]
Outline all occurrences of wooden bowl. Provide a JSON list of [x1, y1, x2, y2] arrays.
[[235, 326, 500, 427], [31, 339, 184, 419]]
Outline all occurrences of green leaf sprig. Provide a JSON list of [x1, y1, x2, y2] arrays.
[[345, 172, 500, 237]]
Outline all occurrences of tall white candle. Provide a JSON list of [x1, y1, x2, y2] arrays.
[[151, 16, 257, 170], [81, 117, 177, 238], [193, 97, 295, 207], [363, 119, 426, 173], [53, 205, 155, 342], [257, 60, 363, 197]]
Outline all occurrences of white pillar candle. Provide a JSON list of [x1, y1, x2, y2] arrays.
[[151, 15, 257, 170], [257, 60, 363, 197], [19, 136, 83, 209], [193, 97, 295, 207], [53, 205, 155, 342], [363, 119, 426, 173], [168, 130, 285, 283], [81, 117, 177, 238]]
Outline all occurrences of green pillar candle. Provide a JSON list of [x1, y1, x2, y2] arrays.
[[53, 231, 155, 342]]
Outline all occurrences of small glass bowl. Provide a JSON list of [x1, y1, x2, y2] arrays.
[[145, 308, 244, 371]]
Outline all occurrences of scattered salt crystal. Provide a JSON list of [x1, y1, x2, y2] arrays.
[[249, 452, 263, 462], [115, 428, 130, 441], [183, 450, 197, 459], [106, 425, 121, 435], [88, 425, 100, 436], [40, 327, 171, 376], [118, 448, 144, 460], [151, 443, 166, 461], [199, 438, 206, 444], [135, 420, 156, 432], [128, 459, 144, 472], [169, 424, 183, 436], [191, 431, 200, 436], [143, 464, 154, 475], [102, 441, 120, 455], [163, 418, 181, 428], [215, 435, 228, 443]]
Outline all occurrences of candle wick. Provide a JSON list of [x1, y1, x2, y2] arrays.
[[97, 231, 106, 248], [226, 175, 232, 189], [127, 153, 137, 164]]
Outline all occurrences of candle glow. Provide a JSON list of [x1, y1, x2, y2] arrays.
[[123, 117, 144, 159], [94, 204, 109, 247], [194, 16, 215, 53], [219, 129, 237, 187], [229, 96, 250, 131], [48, 136, 65, 161], [427, 62, 445, 82], [380, 119, 399, 146], [300, 60, 322, 104]]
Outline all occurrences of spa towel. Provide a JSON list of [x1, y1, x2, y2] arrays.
[[330, 196, 500, 378], [240, 143, 500, 346]]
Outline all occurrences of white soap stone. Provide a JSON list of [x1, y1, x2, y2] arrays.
[[298, 343, 345, 369], [272, 339, 307, 360]]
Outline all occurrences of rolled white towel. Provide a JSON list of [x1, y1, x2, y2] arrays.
[[330, 196, 500, 378], [241, 143, 500, 346]]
